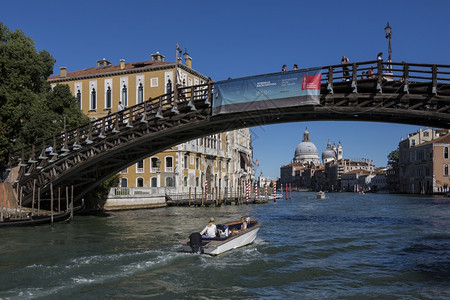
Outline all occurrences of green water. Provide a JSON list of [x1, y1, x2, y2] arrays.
[[0, 192, 449, 299]]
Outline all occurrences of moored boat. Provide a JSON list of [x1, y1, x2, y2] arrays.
[[0, 203, 85, 228], [181, 218, 261, 255]]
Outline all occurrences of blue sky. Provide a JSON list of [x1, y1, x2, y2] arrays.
[[2, 0, 450, 178]]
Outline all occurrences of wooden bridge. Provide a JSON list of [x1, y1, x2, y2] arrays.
[[6, 60, 450, 206]]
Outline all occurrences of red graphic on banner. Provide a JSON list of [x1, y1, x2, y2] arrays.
[[301, 74, 321, 90]]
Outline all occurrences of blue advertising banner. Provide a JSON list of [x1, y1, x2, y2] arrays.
[[212, 69, 321, 116]]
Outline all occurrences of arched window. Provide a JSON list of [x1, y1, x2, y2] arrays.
[[138, 83, 144, 104], [106, 86, 112, 109], [151, 177, 157, 187], [445, 147, 449, 159], [137, 177, 144, 187], [166, 176, 174, 187], [120, 178, 128, 187], [184, 155, 188, 169], [445, 164, 449, 176], [184, 177, 188, 187], [90, 87, 96, 110], [122, 84, 128, 107], [166, 79, 172, 94], [76, 90, 81, 109]]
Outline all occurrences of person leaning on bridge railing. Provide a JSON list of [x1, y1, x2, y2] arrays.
[[117, 101, 125, 123], [341, 55, 350, 81]]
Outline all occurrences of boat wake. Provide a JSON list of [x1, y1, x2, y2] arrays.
[[0, 249, 186, 299]]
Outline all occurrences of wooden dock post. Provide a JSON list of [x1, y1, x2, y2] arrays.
[[1, 188, 5, 221], [18, 186, 23, 218], [215, 187, 218, 207], [66, 186, 69, 212], [201, 187, 204, 207], [32, 179, 36, 214], [194, 187, 197, 206], [50, 183, 54, 225], [188, 187, 191, 206], [37, 187, 41, 216], [57, 187, 61, 213], [71, 185, 74, 221], [219, 187, 221, 206]]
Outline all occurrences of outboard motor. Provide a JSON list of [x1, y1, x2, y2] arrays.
[[189, 232, 203, 253]]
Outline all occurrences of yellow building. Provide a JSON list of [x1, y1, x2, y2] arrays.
[[48, 51, 254, 197]]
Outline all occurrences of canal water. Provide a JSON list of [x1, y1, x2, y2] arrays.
[[0, 192, 449, 299]]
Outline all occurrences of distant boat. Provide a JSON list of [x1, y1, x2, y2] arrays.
[[180, 219, 261, 256], [0, 203, 85, 228], [253, 196, 269, 204], [316, 191, 326, 199]]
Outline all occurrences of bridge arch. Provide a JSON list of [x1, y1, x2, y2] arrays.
[[9, 60, 450, 205]]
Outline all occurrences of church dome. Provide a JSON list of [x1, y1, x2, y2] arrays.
[[293, 128, 320, 165], [322, 141, 336, 162], [294, 142, 319, 159]]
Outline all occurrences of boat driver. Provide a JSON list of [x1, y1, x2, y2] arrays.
[[200, 217, 217, 238]]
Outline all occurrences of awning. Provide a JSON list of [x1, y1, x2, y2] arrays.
[[240, 152, 250, 167]]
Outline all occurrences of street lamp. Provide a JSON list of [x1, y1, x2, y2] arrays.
[[175, 43, 189, 88], [385, 22, 392, 71], [53, 116, 66, 131]]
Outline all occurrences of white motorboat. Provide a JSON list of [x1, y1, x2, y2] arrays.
[[316, 191, 325, 199], [181, 219, 261, 256]]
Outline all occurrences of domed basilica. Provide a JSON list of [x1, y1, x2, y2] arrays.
[[293, 128, 343, 165]]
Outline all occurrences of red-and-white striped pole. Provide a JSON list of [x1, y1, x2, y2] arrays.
[[246, 182, 249, 203], [273, 182, 277, 201], [205, 180, 208, 200]]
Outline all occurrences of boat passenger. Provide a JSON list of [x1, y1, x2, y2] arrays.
[[240, 216, 247, 230], [200, 217, 217, 238]]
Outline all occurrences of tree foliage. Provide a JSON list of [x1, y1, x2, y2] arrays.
[[0, 23, 88, 166], [387, 148, 399, 168], [84, 174, 120, 209]]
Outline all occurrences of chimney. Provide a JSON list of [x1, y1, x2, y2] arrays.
[[185, 56, 192, 68], [120, 59, 125, 70], [151, 51, 165, 62], [97, 58, 111, 67], [60, 67, 67, 78]]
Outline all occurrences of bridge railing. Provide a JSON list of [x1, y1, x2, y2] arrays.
[[8, 83, 213, 178], [319, 60, 450, 94]]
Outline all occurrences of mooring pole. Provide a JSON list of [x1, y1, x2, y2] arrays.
[[66, 186, 69, 212], [50, 183, 54, 226], [58, 187, 61, 213], [37, 187, 41, 216], [32, 179, 36, 214], [188, 187, 191, 206]]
